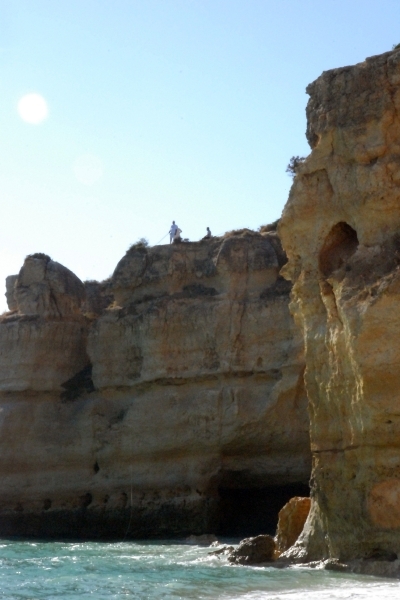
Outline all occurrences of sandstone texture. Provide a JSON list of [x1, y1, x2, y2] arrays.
[[0, 231, 310, 538], [279, 48, 400, 562], [0, 254, 88, 392], [275, 496, 310, 554]]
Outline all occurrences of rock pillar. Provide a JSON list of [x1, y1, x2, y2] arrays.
[[280, 48, 400, 561]]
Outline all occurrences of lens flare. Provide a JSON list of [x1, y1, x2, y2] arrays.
[[18, 93, 48, 124]]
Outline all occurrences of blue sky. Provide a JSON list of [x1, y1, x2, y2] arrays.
[[1, 0, 400, 311]]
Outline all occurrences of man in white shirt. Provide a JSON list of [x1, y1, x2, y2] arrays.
[[169, 221, 179, 243]]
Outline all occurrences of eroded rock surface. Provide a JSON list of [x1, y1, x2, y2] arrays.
[[5, 275, 17, 312], [280, 48, 400, 562], [0, 231, 310, 538], [275, 496, 310, 554], [0, 255, 88, 392]]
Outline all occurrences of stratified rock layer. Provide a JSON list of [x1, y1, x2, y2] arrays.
[[280, 48, 400, 561], [0, 255, 88, 392], [0, 232, 310, 538]]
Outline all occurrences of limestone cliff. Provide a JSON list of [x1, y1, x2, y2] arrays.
[[1, 254, 88, 392], [280, 48, 400, 561], [0, 231, 310, 538]]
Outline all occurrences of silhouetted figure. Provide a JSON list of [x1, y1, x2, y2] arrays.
[[202, 227, 212, 240], [169, 221, 179, 244]]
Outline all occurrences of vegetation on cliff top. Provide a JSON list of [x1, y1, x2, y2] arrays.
[[286, 156, 306, 178]]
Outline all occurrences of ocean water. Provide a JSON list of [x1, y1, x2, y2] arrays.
[[0, 540, 399, 600]]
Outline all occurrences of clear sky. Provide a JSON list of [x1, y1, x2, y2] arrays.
[[1, 0, 400, 312]]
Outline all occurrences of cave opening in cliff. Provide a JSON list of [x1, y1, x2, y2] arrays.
[[319, 221, 358, 277], [217, 483, 309, 538]]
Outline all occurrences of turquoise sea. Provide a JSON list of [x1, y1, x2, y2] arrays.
[[1, 540, 399, 599]]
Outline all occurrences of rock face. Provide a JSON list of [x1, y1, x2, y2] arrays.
[[0, 231, 310, 538], [5, 275, 17, 312], [0, 254, 88, 392], [279, 48, 400, 561], [227, 534, 276, 565], [274, 496, 310, 554]]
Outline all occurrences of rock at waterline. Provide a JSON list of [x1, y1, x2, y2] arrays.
[[209, 545, 234, 557], [275, 496, 311, 553], [227, 534, 276, 565]]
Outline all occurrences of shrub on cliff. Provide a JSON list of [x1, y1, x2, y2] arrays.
[[258, 220, 280, 233], [26, 252, 52, 262], [222, 228, 256, 238], [126, 238, 149, 254], [286, 156, 306, 178]]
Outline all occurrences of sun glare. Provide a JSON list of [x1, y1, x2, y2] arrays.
[[17, 93, 48, 124]]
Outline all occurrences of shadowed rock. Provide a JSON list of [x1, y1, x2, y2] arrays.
[[228, 534, 276, 565]]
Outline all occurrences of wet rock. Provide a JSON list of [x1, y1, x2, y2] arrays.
[[209, 545, 234, 557], [325, 558, 400, 579], [227, 534, 276, 565]]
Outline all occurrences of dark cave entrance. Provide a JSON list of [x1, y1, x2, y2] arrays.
[[319, 221, 359, 278], [217, 483, 310, 538]]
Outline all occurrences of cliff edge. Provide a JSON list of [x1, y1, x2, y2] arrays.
[[0, 230, 310, 538]]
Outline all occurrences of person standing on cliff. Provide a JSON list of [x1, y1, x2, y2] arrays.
[[169, 221, 179, 243]]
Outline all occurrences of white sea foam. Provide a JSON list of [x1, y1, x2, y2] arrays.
[[0, 540, 398, 599]]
